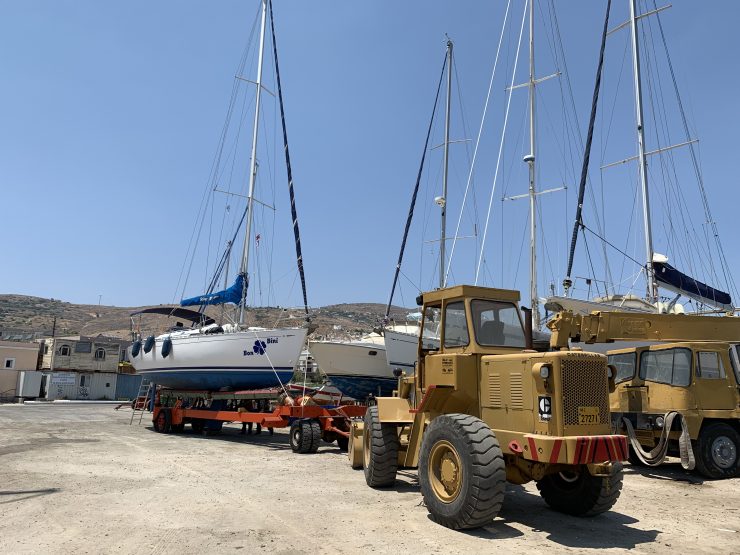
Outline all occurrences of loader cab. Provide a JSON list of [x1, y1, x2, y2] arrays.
[[416, 285, 528, 393], [417, 285, 526, 357]]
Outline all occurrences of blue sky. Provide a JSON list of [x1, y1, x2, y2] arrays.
[[1, 1, 739, 312]]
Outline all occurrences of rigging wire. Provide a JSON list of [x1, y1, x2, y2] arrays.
[[445, 0, 513, 285], [564, 0, 611, 287], [173, 6, 261, 303], [652, 2, 737, 300], [269, 0, 310, 316], [475, 0, 528, 284], [384, 48, 448, 319]]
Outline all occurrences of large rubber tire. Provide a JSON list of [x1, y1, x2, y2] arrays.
[[537, 462, 623, 516], [190, 419, 205, 434], [290, 419, 314, 454], [693, 423, 739, 479], [308, 420, 322, 453], [418, 414, 506, 530], [363, 406, 399, 487], [153, 409, 172, 433]]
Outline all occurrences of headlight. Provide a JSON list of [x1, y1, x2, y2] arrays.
[[539, 365, 551, 379], [655, 415, 665, 429]]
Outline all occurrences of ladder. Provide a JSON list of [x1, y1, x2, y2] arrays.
[[129, 378, 153, 425]]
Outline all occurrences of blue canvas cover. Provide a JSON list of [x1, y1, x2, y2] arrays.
[[653, 261, 733, 310], [181, 274, 246, 307]]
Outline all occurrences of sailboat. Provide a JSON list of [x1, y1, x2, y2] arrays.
[[545, 0, 735, 318], [129, 0, 310, 391]]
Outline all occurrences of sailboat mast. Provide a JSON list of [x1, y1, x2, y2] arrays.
[[628, 0, 657, 305], [238, 0, 268, 325], [525, 0, 540, 329], [440, 39, 453, 289]]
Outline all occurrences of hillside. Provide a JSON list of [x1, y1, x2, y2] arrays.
[[0, 294, 413, 340]]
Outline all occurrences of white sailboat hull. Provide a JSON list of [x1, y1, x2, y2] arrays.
[[309, 339, 393, 399], [130, 327, 307, 390]]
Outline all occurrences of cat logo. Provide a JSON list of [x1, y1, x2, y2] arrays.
[[538, 395, 552, 421]]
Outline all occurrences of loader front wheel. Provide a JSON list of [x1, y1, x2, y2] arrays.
[[536, 462, 623, 516], [419, 414, 506, 530], [363, 406, 399, 487]]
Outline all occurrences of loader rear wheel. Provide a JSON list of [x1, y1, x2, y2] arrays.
[[536, 462, 623, 516], [363, 406, 399, 487], [153, 409, 171, 433], [419, 414, 506, 530], [694, 423, 739, 479]]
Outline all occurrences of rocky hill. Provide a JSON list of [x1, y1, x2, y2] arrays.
[[0, 294, 413, 340]]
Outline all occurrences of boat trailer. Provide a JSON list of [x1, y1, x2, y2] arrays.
[[150, 387, 366, 453]]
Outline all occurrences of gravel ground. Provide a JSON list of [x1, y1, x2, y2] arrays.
[[0, 404, 738, 554]]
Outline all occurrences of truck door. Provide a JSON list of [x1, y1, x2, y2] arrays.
[[694, 350, 736, 410]]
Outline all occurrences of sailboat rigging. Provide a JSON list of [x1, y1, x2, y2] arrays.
[[549, 0, 735, 316], [129, 0, 311, 391]]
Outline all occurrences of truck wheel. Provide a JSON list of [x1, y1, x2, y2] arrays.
[[191, 419, 205, 434], [308, 420, 322, 453], [694, 423, 739, 479], [171, 423, 185, 433], [153, 409, 172, 433], [290, 419, 314, 454], [418, 414, 506, 530], [363, 406, 399, 487], [536, 462, 623, 516]]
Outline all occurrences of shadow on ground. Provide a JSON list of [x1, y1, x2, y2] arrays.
[[460, 484, 660, 548], [624, 462, 706, 484], [0, 437, 98, 457], [0, 488, 60, 505]]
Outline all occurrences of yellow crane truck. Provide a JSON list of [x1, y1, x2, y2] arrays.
[[550, 309, 740, 478], [608, 339, 740, 479], [349, 285, 629, 530]]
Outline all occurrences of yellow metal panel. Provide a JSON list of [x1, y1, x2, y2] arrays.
[[376, 397, 414, 423]]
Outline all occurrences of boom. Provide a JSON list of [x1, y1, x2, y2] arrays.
[[548, 310, 740, 349]]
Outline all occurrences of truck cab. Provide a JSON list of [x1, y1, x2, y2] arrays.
[[609, 341, 740, 478]]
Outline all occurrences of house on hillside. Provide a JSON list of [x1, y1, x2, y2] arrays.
[[0, 340, 41, 402], [39, 335, 131, 373], [37, 335, 133, 401]]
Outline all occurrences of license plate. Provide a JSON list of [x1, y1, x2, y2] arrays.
[[578, 406, 600, 424]]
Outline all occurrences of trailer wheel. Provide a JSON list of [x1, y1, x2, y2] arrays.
[[191, 420, 205, 434], [337, 435, 350, 452], [153, 409, 172, 433], [419, 414, 505, 529], [363, 406, 399, 487], [537, 462, 623, 516], [694, 423, 739, 479], [290, 419, 314, 454], [308, 420, 322, 453]]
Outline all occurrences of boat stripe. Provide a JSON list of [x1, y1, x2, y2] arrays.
[[138, 366, 294, 372]]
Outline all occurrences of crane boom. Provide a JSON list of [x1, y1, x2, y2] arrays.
[[547, 311, 740, 349]]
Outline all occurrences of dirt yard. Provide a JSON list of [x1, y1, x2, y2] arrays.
[[0, 404, 737, 554]]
